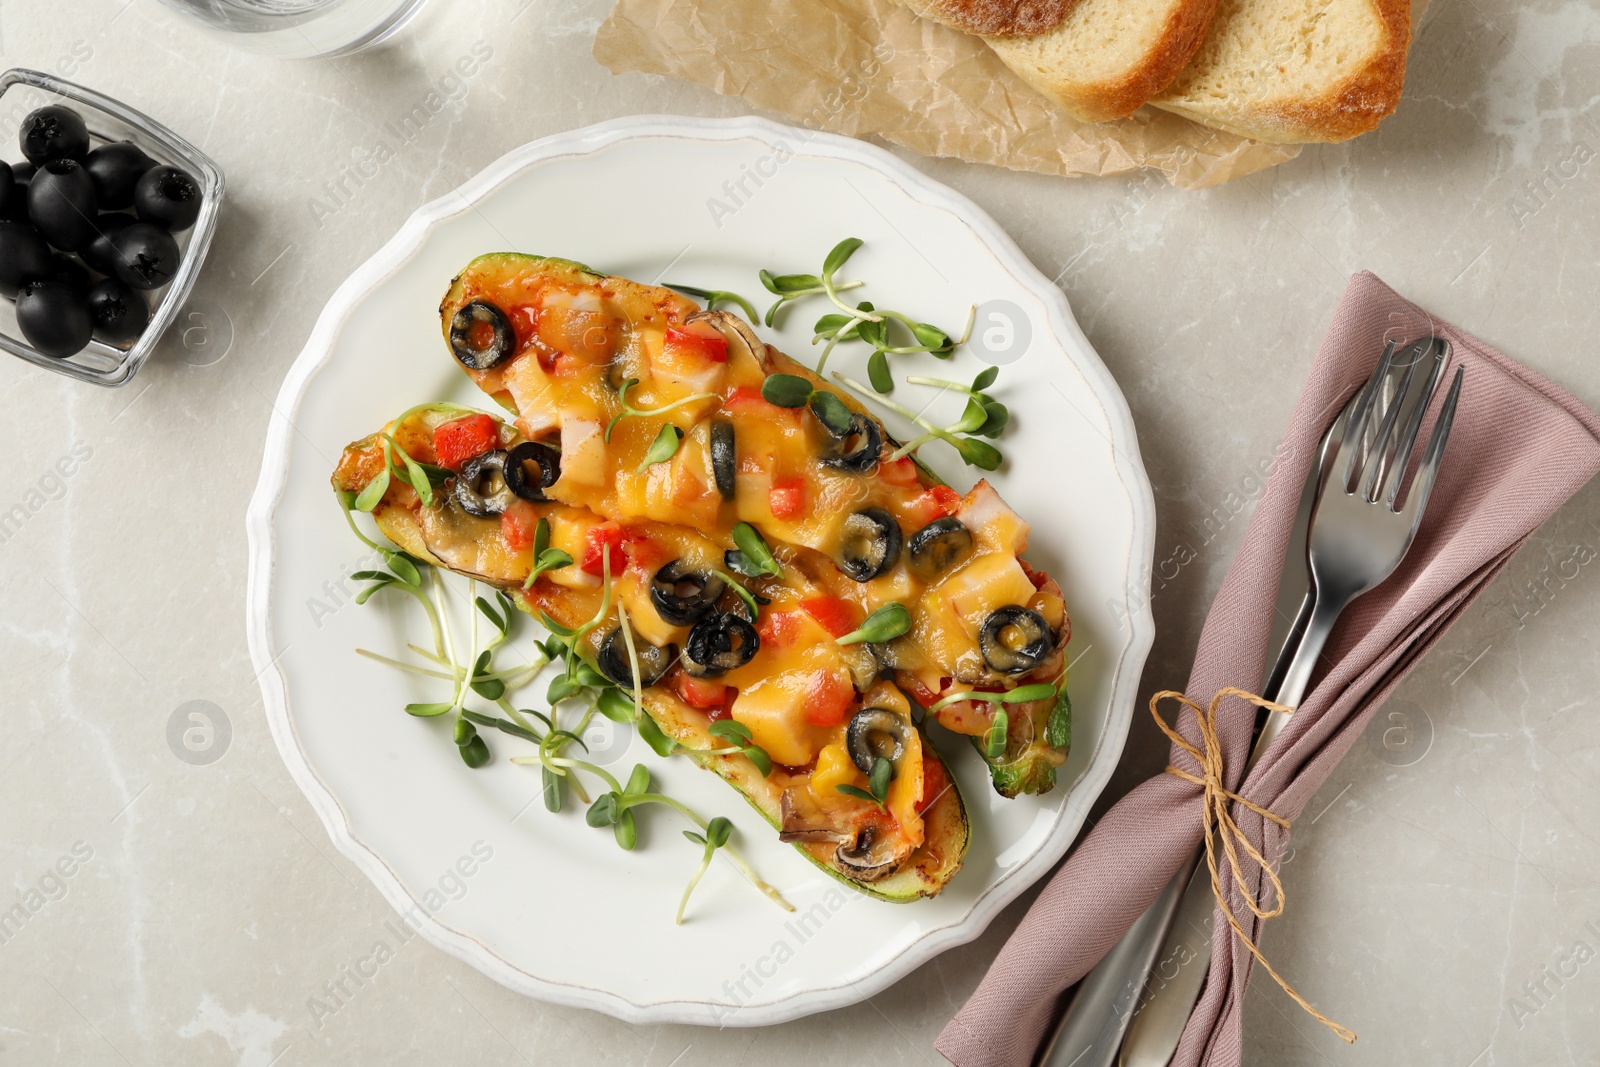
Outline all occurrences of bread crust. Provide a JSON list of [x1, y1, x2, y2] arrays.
[[982, 0, 1221, 123], [1152, 0, 1412, 143], [898, 0, 1079, 36]]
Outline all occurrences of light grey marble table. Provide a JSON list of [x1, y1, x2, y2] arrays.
[[1, 2, 1596, 1065]]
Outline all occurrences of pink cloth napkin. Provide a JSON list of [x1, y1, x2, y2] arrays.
[[936, 272, 1600, 1067]]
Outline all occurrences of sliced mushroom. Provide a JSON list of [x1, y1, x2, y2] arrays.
[[448, 300, 515, 370], [504, 441, 561, 501], [837, 507, 903, 582], [777, 788, 850, 843], [596, 627, 675, 688], [978, 605, 1052, 675], [681, 612, 760, 677], [649, 560, 726, 626], [907, 517, 974, 580], [845, 707, 910, 773], [688, 308, 773, 372], [834, 825, 905, 882], [453, 449, 513, 517], [818, 412, 881, 472]]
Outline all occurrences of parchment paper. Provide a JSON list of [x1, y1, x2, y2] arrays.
[[593, 0, 1303, 189]]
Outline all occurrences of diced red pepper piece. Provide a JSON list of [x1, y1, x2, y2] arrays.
[[757, 609, 806, 649], [580, 522, 630, 577], [878, 455, 920, 488], [501, 500, 541, 553], [664, 321, 729, 363], [799, 596, 861, 639], [673, 671, 729, 710], [432, 414, 500, 470], [803, 670, 854, 727], [768, 477, 806, 519], [916, 752, 948, 814]]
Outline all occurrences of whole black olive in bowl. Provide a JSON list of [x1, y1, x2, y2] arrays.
[[108, 222, 181, 290], [86, 278, 149, 348], [134, 164, 201, 232], [20, 105, 90, 164], [16, 280, 92, 358], [85, 141, 155, 210], [47, 253, 90, 294], [80, 213, 136, 275], [0, 221, 54, 296], [28, 159, 99, 250]]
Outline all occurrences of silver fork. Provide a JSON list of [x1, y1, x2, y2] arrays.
[[1040, 338, 1463, 1067], [1111, 337, 1463, 1067]]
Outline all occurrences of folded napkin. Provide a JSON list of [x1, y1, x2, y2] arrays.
[[936, 272, 1600, 1067]]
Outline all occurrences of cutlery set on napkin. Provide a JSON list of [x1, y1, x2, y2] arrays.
[[938, 272, 1600, 1067]]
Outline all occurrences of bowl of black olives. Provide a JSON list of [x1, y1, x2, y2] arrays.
[[0, 68, 223, 386]]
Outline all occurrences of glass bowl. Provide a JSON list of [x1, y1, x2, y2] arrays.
[[0, 68, 225, 387]]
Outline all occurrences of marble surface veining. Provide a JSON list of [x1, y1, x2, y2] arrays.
[[0, 1, 1596, 1064]]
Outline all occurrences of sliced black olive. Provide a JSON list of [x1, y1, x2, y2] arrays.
[[504, 441, 560, 501], [837, 507, 903, 582], [682, 612, 760, 678], [649, 560, 726, 626], [449, 300, 514, 370], [907, 517, 975, 580], [818, 413, 881, 472], [597, 627, 675, 688], [978, 606, 1052, 675], [845, 707, 910, 773], [453, 449, 513, 517], [710, 418, 736, 501]]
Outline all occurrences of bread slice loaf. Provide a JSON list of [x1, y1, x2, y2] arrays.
[[1150, 0, 1411, 143], [978, 0, 1220, 123], [897, 0, 1077, 37]]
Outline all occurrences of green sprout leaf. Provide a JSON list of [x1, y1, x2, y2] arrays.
[[458, 734, 491, 768], [1047, 686, 1072, 750], [836, 602, 911, 646], [760, 373, 814, 409], [613, 808, 638, 850], [596, 687, 636, 724], [972, 366, 999, 391], [822, 236, 862, 279], [636, 713, 678, 758], [868, 755, 893, 800], [624, 763, 652, 797], [729, 523, 781, 578], [705, 815, 733, 849], [352, 468, 391, 512], [867, 349, 893, 394], [808, 390, 854, 437], [637, 424, 685, 472], [586, 792, 619, 827], [405, 701, 454, 718], [984, 710, 1009, 759], [741, 746, 773, 777], [708, 719, 753, 745]]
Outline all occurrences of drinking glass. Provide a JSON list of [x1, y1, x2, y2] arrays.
[[154, 0, 429, 58]]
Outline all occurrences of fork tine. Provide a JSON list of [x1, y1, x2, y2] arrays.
[[1401, 365, 1464, 523], [1336, 341, 1396, 490], [1384, 339, 1449, 508], [1359, 347, 1423, 501]]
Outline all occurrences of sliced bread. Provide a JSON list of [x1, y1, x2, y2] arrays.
[[977, 0, 1221, 123], [1151, 0, 1411, 143], [896, 0, 1078, 37]]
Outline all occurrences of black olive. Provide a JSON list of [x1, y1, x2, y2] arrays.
[[133, 165, 202, 232], [649, 560, 727, 626], [597, 627, 675, 688], [907, 517, 975, 580], [836, 507, 903, 582], [682, 612, 760, 678], [28, 159, 98, 250], [503, 441, 561, 502], [448, 300, 514, 370], [2, 181, 29, 224], [978, 606, 1053, 675], [11, 163, 35, 183], [0, 161, 11, 215], [46, 253, 90, 294], [16, 281, 92, 358], [818, 413, 881, 472], [108, 222, 180, 290], [80, 213, 136, 275], [710, 418, 736, 500], [452, 449, 514, 517], [85, 142, 155, 211], [845, 707, 909, 773], [0, 221, 53, 296], [20, 105, 89, 164], [86, 278, 149, 348]]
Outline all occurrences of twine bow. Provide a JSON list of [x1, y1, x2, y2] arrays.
[[1150, 687, 1357, 1044]]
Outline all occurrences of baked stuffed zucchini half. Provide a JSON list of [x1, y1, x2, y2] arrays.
[[436, 252, 1072, 796], [332, 405, 969, 901]]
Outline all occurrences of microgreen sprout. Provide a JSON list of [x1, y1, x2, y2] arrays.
[[664, 283, 760, 323], [605, 378, 718, 442], [835, 756, 894, 813], [757, 373, 855, 437], [678, 816, 733, 924], [727, 522, 782, 579], [522, 517, 575, 590], [636, 424, 684, 472], [712, 570, 764, 618], [833, 369, 1007, 471], [836, 603, 911, 646]]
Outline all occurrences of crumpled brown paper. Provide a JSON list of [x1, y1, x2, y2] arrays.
[[593, 0, 1302, 189]]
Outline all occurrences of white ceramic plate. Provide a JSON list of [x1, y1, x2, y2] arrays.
[[245, 116, 1154, 1026]]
